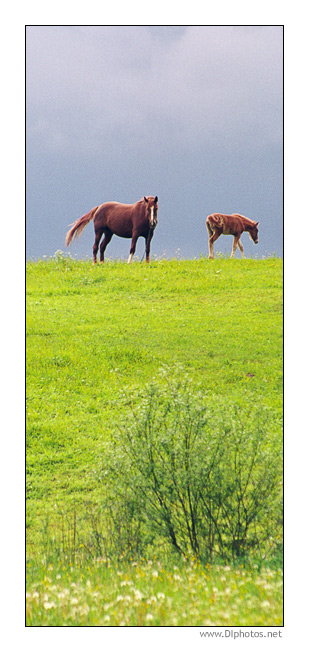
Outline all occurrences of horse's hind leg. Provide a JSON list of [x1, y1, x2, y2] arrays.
[[237, 238, 245, 259], [99, 230, 113, 263], [206, 220, 213, 258], [93, 230, 103, 264], [208, 231, 220, 259], [231, 235, 241, 258]]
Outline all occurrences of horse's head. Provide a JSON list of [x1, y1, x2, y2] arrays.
[[144, 196, 158, 229], [249, 221, 259, 244]]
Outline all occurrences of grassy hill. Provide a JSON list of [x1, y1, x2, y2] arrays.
[[26, 255, 283, 625]]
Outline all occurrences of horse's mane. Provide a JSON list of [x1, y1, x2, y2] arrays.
[[232, 213, 256, 227]]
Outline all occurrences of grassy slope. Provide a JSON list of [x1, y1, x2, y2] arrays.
[[26, 257, 283, 550]]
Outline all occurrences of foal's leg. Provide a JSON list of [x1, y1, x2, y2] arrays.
[[99, 230, 113, 263], [231, 235, 241, 258], [208, 231, 220, 259], [127, 231, 139, 264], [237, 238, 245, 258]]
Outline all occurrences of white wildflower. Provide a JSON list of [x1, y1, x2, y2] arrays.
[[147, 596, 157, 604], [133, 589, 143, 600], [124, 595, 132, 603], [103, 603, 113, 611], [43, 601, 55, 610]]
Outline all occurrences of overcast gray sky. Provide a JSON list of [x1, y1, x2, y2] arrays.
[[26, 25, 283, 260]]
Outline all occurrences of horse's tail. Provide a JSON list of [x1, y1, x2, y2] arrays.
[[65, 207, 99, 247], [206, 216, 213, 236], [206, 214, 223, 235]]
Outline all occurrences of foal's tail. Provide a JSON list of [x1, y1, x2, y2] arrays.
[[65, 207, 99, 247], [206, 214, 224, 235], [206, 218, 213, 236]]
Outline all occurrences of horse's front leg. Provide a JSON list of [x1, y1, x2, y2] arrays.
[[127, 231, 139, 264], [145, 230, 154, 263], [237, 238, 245, 259], [231, 234, 241, 258]]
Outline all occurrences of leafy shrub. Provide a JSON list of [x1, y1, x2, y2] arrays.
[[99, 377, 282, 562]]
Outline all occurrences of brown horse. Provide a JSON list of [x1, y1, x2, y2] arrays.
[[65, 196, 158, 264], [206, 213, 259, 259]]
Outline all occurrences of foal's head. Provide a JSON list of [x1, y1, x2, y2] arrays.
[[144, 196, 158, 228], [249, 221, 259, 244]]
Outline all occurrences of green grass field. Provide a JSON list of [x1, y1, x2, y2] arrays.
[[26, 255, 283, 626]]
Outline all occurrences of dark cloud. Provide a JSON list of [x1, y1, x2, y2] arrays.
[[26, 26, 283, 259]]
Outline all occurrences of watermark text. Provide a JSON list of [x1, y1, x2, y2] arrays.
[[200, 629, 283, 639]]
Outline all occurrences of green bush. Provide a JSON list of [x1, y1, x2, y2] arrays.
[[100, 377, 282, 562]]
